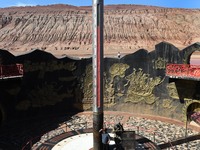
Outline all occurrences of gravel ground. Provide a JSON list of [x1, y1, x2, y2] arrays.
[[33, 112, 200, 150]]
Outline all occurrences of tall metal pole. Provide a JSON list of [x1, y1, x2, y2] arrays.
[[92, 0, 104, 150]]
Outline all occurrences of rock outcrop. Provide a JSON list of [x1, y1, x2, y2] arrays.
[[0, 4, 200, 57]]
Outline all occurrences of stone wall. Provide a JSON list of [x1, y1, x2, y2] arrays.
[[0, 42, 200, 123]]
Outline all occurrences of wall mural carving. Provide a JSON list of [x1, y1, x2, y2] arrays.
[[167, 82, 179, 99], [78, 63, 130, 109], [107, 63, 129, 100], [152, 57, 167, 69], [81, 64, 93, 109], [82, 64, 93, 101], [162, 99, 173, 109], [15, 60, 77, 111], [16, 83, 73, 110], [1, 42, 200, 123], [182, 100, 200, 122], [79, 63, 163, 109], [73, 64, 93, 110], [125, 68, 162, 104], [24, 61, 76, 72]]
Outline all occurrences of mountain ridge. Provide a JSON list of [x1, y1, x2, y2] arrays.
[[0, 4, 200, 57]]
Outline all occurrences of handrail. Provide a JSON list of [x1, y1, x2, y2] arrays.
[[158, 134, 200, 149], [164, 134, 176, 150], [168, 140, 177, 150], [22, 118, 197, 149], [159, 139, 176, 150], [22, 124, 71, 150], [104, 121, 196, 145], [21, 121, 88, 150]]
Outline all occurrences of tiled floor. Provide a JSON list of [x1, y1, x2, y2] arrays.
[[52, 133, 93, 150], [52, 133, 116, 150]]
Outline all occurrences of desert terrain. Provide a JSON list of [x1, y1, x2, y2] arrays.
[[0, 4, 200, 58]]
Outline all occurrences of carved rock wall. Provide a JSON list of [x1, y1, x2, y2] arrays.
[[0, 42, 200, 123]]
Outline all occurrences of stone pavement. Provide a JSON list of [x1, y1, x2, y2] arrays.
[[33, 111, 200, 150], [52, 133, 93, 150]]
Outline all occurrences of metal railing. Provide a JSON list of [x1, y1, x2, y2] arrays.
[[22, 118, 198, 150], [22, 121, 88, 150]]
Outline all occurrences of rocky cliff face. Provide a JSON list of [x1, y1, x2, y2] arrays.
[[0, 4, 200, 57]]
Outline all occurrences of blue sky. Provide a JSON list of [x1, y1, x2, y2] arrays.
[[1, 0, 200, 9]]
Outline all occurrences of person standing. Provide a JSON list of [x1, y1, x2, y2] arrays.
[[99, 128, 110, 150], [117, 52, 121, 59]]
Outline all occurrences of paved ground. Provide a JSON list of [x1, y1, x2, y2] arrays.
[[52, 133, 93, 150], [33, 111, 200, 150], [51, 133, 117, 150]]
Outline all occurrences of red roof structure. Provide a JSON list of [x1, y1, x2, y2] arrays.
[[166, 64, 200, 80], [0, 64, 23, 79]]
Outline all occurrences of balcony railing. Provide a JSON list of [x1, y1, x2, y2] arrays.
[[0, 64, 23, 79], [166, 64, 200, 80]]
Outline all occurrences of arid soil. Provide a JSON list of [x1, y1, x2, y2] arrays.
[[0, 4, 200, 57]]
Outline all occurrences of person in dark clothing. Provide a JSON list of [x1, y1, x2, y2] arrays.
[[99, 128, 110, 150], [113, 122, 124, 149]]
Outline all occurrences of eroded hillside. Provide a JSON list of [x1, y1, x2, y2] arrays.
[[0, 4, 200, 57]]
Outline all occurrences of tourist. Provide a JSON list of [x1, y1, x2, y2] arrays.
[[114, 122, 124, 133], [99, 128, 110, 150], [117, 52, 121, 59], [113, 122, 124, 149]]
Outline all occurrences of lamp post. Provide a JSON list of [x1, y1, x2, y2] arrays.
[[92, 0, 104, 150]]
